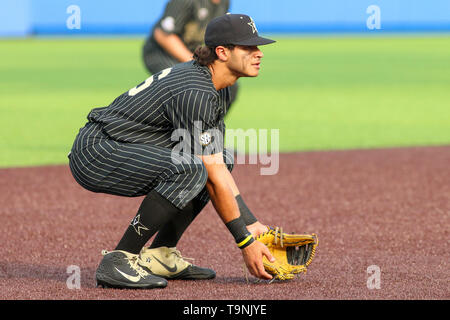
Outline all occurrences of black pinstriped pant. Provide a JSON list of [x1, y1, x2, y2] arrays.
[[69, 122, 234, 210]]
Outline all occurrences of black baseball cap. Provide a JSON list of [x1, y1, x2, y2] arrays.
[[205, 14, 275, 47]]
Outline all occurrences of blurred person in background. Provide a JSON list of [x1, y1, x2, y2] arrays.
[[143, 0, 239, 107]]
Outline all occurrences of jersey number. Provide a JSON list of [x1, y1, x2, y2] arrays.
[[128, 67, 172, 96]]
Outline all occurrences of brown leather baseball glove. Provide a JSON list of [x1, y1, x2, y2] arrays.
[[256, 226, 318, 281]]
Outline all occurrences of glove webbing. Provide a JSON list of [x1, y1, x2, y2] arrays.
[[259, 227, 318, 267]]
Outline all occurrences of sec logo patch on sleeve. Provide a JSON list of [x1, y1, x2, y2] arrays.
[[200, 132, 212, 146], [161, 16, 175, 32]]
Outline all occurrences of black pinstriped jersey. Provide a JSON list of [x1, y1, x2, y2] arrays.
[[87, 61, 230, 155], [144, 0, 230, 53]]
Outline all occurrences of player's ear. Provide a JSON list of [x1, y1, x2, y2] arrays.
[[215, 46, 230, 62]]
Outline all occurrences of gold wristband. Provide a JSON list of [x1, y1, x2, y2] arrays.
[[237, 234, 254, 249]]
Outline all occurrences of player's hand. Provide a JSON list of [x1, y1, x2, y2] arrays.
[[246, 221, 269, 237], [241, 240, 275, 280]]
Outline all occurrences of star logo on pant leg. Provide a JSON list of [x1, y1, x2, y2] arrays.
[[131, 214, 149, 236]]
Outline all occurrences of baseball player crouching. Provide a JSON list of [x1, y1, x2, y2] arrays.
[[68, 14, 276, 289]]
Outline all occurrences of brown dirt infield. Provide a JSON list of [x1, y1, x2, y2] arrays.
[[0, 146, 448, 300]]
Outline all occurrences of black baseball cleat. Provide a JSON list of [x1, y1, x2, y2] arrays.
[[139, 246, 216, 280], [95, 250, 168, 289]]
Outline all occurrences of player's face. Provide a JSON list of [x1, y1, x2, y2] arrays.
[[227, 45, 264, 77]]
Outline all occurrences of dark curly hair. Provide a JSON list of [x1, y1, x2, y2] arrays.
[[193, 44, 235, 66]]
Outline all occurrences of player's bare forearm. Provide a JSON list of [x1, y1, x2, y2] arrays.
[[201, 153, 240, 223], [208, 170, 267, 235], [200, 152, 274, 280], [223, 165, 240, 197], [200, 153, 267, 236], [154, 28, 193, 62], [207, 179, 240, 224], [246, 222, 268, 236], [222, 171, 268, 235]]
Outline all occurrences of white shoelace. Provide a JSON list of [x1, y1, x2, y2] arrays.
[[169, 249, 195, 266], [127, 255, 149, 278]]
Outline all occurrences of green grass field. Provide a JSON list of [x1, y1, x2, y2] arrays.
[[1, 36, 449, 167]]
